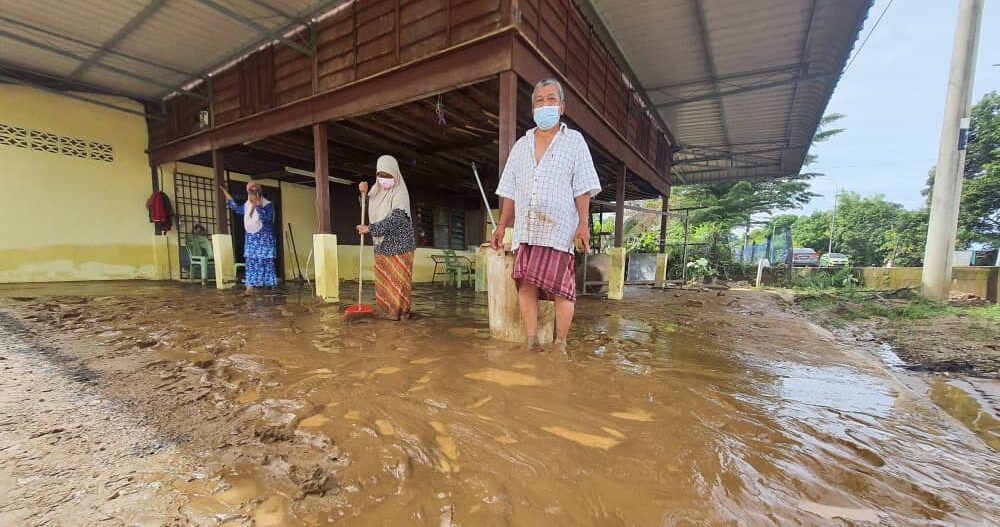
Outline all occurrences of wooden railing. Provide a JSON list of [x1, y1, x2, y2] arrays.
[[517, 0, 668, 174]]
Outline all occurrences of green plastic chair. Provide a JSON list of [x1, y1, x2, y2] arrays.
[[185, 235, 215, 282], [442, 249, 473, 289]]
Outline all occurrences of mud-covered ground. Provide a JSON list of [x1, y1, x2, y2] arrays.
[[795, 290, 1000, 378], [1, 282, 999, 526]]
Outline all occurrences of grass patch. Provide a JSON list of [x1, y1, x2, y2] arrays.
[[794, 290, 951, 321], [796, 289, 1000, 326], [966, 304, 1000, 323]]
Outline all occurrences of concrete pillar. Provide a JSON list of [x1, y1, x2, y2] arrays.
[[608, 247, 626, 300], [609, 165, 627, 300], [212, 234, 235, 289], [475, 247, 488, 292], [212, 150, 228, 234], [655, 252, 668, 288], [313, 234, 340, 302], [152, 235, 171, 280], [921, 0, 985, 300], [485, 248, 554, 343]]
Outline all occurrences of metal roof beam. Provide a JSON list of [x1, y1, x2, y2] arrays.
[[574, 0, 677, 146], [158, 0, 348, 100], [0, 16, 199, 79], [247, 0, 295, 20], [647, 63, 807, 92], [691, 0, 732, 157], [194, 0, 313, 56], [70, 0, 167, 80], [0, 73, 164, 121], [674, 146, 798, 165], [653, 73, 836, 109], [0, 28, 208, 101]]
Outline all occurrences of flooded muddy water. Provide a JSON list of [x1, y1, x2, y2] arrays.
[[1, 283, 999, 526]]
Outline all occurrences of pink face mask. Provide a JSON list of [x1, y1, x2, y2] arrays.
[[377, 177, 396, 190]]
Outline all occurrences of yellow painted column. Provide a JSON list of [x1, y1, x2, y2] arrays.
[[313, 234, 340, 303], [152, 235, 171, 280], [608, 247, 626, 300], [212, 234, 235, 289], [655, 252, 668, 288], [475, 246, 488, 292]]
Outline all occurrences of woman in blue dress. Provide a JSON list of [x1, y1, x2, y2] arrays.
[[220, 181, 277, 293]]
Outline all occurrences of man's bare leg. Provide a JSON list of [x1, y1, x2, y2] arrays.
[[517, 282, 541, 350], [553, 296, 575, 352]]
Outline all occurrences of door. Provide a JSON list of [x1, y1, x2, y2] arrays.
[[227, 181, 284, 281]]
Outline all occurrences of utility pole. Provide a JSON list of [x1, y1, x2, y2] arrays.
[[922, 0, 984, 301]]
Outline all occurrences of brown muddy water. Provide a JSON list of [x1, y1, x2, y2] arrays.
[[1, 282, 999, 526]]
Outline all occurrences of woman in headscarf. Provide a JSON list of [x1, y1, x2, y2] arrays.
[[356, 155, 416, 320], [220, 181, 277, 293]]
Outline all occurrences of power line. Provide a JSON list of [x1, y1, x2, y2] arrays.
[[844, 0, 896, 74]]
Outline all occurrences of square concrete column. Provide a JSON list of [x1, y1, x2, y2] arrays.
[[655, 252, 668, 288], [212, 234, 235, 289], [475, 247, 488, 292], [152, 235, 171, 280], [314, 233, 339, 303], [608, 247, 626, 300]]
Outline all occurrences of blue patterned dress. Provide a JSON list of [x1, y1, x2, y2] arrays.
[[228, 199, 277, 287]]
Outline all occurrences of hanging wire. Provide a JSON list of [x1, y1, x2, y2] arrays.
[[844, 0, 896, 75]]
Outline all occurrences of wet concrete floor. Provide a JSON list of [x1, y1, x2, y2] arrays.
[[1, 282, 999, 526]]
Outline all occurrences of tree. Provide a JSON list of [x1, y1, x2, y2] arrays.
[[829, 193, 904, 266], [791, 211, 833, 251], [922, 91, 1000, 248], [959, 162, 1000, 248], [882, 209, 930, 267], [965, 91, 1000, 178]]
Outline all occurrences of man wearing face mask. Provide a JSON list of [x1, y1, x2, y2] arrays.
[[492, 78, 602, 351]]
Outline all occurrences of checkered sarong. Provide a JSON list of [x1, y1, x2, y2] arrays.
[[512, 244, 576, 302]]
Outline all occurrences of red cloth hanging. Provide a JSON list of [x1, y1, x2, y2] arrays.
[[146, 191, 173, 232]]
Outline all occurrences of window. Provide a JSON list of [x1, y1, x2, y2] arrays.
[[413, 203, 466, 249]]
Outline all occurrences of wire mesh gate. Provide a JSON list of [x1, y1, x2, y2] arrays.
[[173, 172, 217, 279]]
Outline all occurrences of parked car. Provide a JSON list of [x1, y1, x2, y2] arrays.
[[791, 247, 820, 267], [820, 252, 850, 267]]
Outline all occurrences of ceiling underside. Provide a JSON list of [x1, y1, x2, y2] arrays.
[[0, 0, 871, 188], [0, 0, 346, 101], [583, 0, 872, 185]]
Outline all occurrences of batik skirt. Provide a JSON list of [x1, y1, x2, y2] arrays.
[[245, 257, 277, 287], [374, 251, 414, 319], [513, 244, 577, 302]]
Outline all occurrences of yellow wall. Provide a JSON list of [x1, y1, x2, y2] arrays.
[[0, 85, 157, 282], [337, 245, 475, 283], [860, 267, 998, 303]]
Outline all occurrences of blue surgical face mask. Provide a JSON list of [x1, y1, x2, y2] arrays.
[[533, 105, 561, 130]]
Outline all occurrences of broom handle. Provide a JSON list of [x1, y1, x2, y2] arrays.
[[359, 190, 366, 302]]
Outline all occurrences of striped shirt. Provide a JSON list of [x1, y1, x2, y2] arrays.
[[496, 123, 602, 253]]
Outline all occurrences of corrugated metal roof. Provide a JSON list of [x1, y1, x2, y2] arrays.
[[1, 0, 869, 187], [584, 0, 872, 185], [0, 0, 346, 100]]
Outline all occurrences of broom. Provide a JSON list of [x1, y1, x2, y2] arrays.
[[345, 185, 375, 321]]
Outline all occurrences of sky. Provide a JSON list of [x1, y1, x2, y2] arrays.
[[798, 0, 1000, 216]]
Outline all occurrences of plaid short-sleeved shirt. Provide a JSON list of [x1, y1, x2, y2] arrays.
[[496, 124, 602, 253]]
